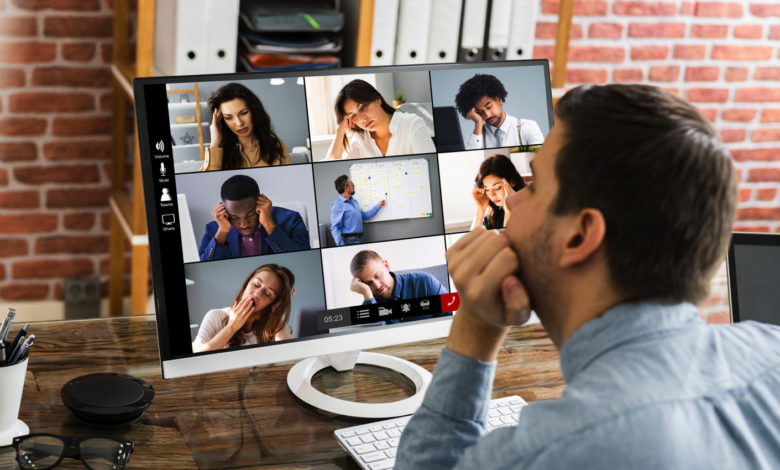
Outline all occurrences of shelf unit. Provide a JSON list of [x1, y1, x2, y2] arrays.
[[108, 0, 155, 316]]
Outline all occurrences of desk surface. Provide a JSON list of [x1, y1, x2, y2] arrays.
[[0, 317, 564, 469]]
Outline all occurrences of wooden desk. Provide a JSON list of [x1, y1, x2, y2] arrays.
[[0, 317, 564, 469]]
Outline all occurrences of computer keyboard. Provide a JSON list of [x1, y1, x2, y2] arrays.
[[334, 395, 527, 470]]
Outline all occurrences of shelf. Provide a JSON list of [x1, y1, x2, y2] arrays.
[[172, 143, 210, 149], [169, 122, 208, 129], [167, 102, 208, 110]]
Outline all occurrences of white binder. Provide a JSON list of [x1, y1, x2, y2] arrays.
[[506, 0, 538, 60], [458, 0, 489, 62], [426, 0, 463, 63], [369, 0, 400, 66], [394, 0, 433, 64], [486, 0, 513, 61], [205, 0, 239, 73], [154, 0, 208, 75]]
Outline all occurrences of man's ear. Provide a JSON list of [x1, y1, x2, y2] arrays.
[[559, 208, 606, 268], [383, 259, 390, 271]]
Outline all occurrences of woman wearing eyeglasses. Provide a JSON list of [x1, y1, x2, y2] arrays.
[[325, 79, 436, 160], [470, 154, 526, 230], [192, 263, 295, 352]]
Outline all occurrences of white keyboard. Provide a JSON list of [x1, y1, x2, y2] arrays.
[[334, 395, 527, 470]]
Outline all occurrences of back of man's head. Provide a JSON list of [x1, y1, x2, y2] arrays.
[[335, 175, 349, 194], [221, 174, 260, 202], [553, 84, 736, 303]]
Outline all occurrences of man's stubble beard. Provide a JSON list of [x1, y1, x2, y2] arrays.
[[516, 216, 558, 322]]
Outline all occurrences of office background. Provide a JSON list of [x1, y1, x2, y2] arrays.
[[0, 1, 777, 325], [311, 154, 445, 247], [430, 65, 552, 146], [320, 235, 448, 309], [184, 250, 327, 341], [174, 166, 320, 253]]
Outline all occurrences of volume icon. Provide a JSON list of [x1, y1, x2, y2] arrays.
[[155, 140, 165, 152]]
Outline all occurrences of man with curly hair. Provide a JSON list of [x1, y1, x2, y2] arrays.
[[455, 73, 545, 150]]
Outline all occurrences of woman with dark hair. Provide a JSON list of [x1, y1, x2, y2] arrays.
[[201, 82, 290, 171], [470, 154, 525, 230], [325, 79, 435, 160], [192, 264, 295, 352]]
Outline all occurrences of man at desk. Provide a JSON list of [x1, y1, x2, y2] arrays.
[[397, 84, 780, 468], [456, 73, 544, 150], [349, 250, 447, 306], [330, 175, 385, 246], [198, 174, 310, 261]]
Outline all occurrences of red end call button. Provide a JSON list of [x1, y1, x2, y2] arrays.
[[440, 293, 460, 311]]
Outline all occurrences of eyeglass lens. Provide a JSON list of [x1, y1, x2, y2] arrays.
[[17, 435, 64, 469], [81, 437, 132, 470]]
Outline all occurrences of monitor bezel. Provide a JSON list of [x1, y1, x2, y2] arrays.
[[726, 231, 780, 323], [133, 59, 553, 379]]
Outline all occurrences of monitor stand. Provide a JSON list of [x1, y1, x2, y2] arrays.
[[287, 351, 432, 419]]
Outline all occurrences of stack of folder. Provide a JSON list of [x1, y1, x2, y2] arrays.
[[239, 0, 343, 72], [364, 0, 538, 66]]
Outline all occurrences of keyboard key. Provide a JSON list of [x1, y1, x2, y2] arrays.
[[387, 437, 400, 447], [387, 429, 401, 438], [362, 451, 386, 463], [395, 420, 407, 427], [509, 397, 524, 405], [488, 417, 503, 428], [346, 437, 362, 447], [497, 398, 511, 407], [382, 423, 396, 430], [374, 441, 390, 450], [361, 435, 376, 443], [356, 428, 371, 435], [386, 449, 397, 458], [369, 425, 383, 432], [500, 415, 516, 425], [488, 409, 500, 418], [373, 431, 389, 440], [341, 430, 356, 437], [510, 405, 522, 412], [498, 407, 513, 415], [353, 443, 377, 454], [370, 460, 395, 470]]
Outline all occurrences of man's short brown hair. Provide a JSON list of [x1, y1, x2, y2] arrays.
[[350, 250, 383, 276], [553, 84, 737, 303]]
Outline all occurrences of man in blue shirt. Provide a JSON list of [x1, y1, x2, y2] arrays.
[[349, 249, 447, 307], [397, 84, 780, 468], [198, 174, 310, 261], [329, 175, 384, 246]]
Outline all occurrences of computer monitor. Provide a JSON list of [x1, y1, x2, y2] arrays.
[[727, 232, 780, 326], [134, 60, 553, 418]]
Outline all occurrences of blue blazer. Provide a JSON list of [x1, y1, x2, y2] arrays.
[[198, 206, 310, 261]]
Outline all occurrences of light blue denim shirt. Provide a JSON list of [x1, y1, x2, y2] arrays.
[[397, 301, 780, 469]]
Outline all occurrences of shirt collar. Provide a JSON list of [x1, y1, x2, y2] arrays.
[[560, 300, 702, 382], [485, 113, 516, 136], [388, 111, 401, 134], [338, 194, 351, 202]]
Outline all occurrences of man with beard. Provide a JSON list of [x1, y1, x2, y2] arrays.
[[455, 73, 545, 150], [330, 174, 385, 246], [396, 84, 780, 468]]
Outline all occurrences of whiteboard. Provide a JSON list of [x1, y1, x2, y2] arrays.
[[350, 158, 433, 222]]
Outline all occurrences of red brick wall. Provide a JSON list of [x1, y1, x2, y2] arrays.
[[0, 0, 114, 302], [535, 0, 780, 322]]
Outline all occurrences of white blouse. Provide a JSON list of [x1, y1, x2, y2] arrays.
[[342, 111, 436, 159]]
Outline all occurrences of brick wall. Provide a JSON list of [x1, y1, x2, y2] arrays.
[[0, 0, 115, 303], [0, 0, 777, 321], [534, 0, 780, 322]]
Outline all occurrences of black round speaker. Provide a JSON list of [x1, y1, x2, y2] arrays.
[[61, 373, 155, 425]]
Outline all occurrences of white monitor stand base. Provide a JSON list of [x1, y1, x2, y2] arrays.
[[287, 351, 432, 419]]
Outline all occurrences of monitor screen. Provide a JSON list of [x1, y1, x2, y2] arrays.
[[727, 232, 780, 326], [134, 60, 553, 378]]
